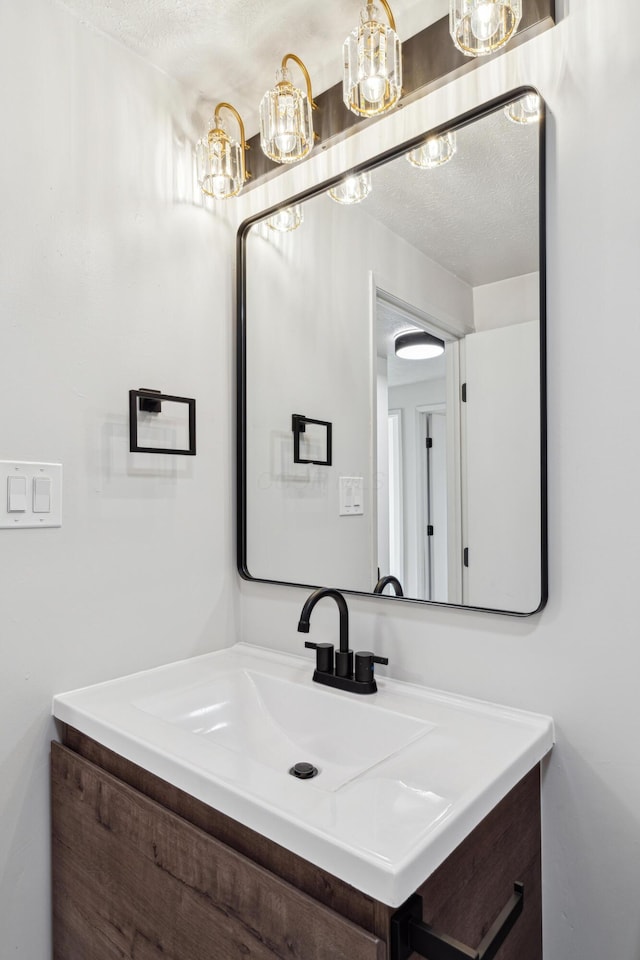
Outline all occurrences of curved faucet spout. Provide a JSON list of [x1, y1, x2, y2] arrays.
[[373, 575, 404, 597], [297, 587, 349, 654]]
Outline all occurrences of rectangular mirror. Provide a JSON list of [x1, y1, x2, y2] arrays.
[[238, 89, 547, 615]]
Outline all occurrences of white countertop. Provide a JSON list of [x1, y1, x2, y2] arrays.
[[53, 642, 554, 906]]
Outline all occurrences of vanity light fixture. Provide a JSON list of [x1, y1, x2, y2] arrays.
[[343, 1, 402, 117], [196, 102, 249, 199], [449, 0, 522, 57], [395, 331, 445, 360], [260, 54, 318, 164], [267, 205, 304, 232], [328, 172, 372, 205], [504, 92, 542, 124], [407, 132, 457, 169]]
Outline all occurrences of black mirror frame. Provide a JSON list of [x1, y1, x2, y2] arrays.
[[236, 88, 547, 618]]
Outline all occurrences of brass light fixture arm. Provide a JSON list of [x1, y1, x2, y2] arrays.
[[377, 0, 397, 31], [213, 101, 251, 181], [281, 53, 319, 110]]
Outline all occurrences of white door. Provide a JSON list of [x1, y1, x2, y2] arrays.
[[462, 321, 541, 612]]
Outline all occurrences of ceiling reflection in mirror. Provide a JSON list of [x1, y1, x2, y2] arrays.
[[238, 90, 546, 615]]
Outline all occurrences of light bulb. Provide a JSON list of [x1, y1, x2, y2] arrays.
[[274, 91, 297, 153], [343, 2, 401, 116], [328, 172, 372, 205], [343, 177, 360, 201], [259, 65, 315, 165], [275, 132, 297, 152], [407, 132, 456, 170], [267, 205, 303, 232], [504, 93, 541, 124], [212, 175, 230, 199], [450, 0, 520, 56], [470, 1, 501, 41], [197, 107, 246, 199], [360, 74, 386, 102]]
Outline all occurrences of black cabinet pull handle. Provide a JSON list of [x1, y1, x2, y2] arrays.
[[390, 881, 524, 960]]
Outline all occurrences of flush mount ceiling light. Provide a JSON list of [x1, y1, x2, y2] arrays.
[[328, 172, 372, 205], [267, 205, 304, 232], [395, 331, 445, 359], [260, 54, 318, 165], [343, 1, 402, 117], [407, 131, 457, 169], [450, 0, 522, 57], [196, 102, 249, 200], [504, 92, 542, 124]]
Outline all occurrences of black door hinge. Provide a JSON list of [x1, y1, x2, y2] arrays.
[[461, 382, 467, 403], [427, 525, 434, 536], [425, 437, 433, 448], [463, 547, 469, 567]]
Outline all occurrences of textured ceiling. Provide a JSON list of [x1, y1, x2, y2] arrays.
[[363, 106, 540, 286], [58, 0, 448, 131], [372, 104, 539, 379]]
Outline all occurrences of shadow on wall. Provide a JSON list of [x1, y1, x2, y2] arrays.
[[101, 419, 194, 495], [542, 736, 640, 959], [167, 118, 212, 210]]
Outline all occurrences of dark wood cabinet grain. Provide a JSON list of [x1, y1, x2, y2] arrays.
[[52, 728, 542, 960]]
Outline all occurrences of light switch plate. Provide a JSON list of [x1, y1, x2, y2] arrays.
[[0, 461, 62, 528], [339, 476, 364, 516]]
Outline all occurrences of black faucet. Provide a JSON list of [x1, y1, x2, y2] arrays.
[[297, 587, 388, 694], [373, 575, 404, 597]]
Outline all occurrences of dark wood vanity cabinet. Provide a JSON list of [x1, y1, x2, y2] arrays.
[[52, 729, 542, 960]]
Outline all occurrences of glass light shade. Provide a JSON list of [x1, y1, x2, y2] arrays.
[[407, 132, 457, 169], [449, 0, 522, 57], [504, 93, 541, 124], [260, 68, 314, 164], [343, 4, 402, 117], [395, 331, 445, 359], [267, 205, 304, 232], [196, 119, 244, 199], [328, 172, 372, 205]]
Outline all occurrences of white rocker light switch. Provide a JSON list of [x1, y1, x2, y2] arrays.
[[33, 477, 52, 513], [7, 476, 27, 512]]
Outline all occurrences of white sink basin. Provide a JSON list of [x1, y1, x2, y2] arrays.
[[134, 668, 434, 791], [53, 643, 554, 906]]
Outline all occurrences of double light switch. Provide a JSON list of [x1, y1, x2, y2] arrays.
[[339, 476, 364, 516], [7, 475, 51, 513], [1, 462, 62, 528]]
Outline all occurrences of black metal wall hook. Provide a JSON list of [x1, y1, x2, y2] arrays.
[[389, 882, 524, 960]]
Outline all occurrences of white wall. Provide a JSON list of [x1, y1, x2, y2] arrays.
[[245, 197, 374, 590], [462, 322, 541, 611], [0, 1, 237, 956], [245, 195, 471, 591], [473, 271, 540, 330], [238, 3, 640, 958]]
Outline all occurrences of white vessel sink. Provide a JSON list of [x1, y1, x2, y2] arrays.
[[53, 643, 554, 906]]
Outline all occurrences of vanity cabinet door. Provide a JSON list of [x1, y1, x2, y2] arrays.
[[408, 765, 542, 960], [51, 744, 385, 960]]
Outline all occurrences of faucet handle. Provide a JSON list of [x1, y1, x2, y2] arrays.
[[304, 641, 334, 674], [355, 651, 389, 684]]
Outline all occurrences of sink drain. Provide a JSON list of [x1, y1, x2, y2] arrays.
[[289, 761, 319, 780]]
